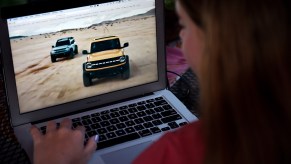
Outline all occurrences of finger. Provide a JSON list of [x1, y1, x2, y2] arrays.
[[46, 120, 57, 133], [30, 125, 43, 144], [84, 135, 97, 157], [60, 118, 72, 129], [74, 125, 86, 136]]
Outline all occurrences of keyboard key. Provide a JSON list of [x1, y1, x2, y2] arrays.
[[97, 128, 107, 134], [154, 100, 168, 106], [119, 116, 129, 122], [110, 112, 120, 118], [100, 121, 110, 127], [119, 106, 128, 110], [81, 115, 90, 120], [97, 133, 140, 150], [87, 130, 97, 137], [119, 110, 129, 115], [106, 132, 117, 139], [161, 114, 182, 123], [134, 118, 144, 124], [139, 129, 152, 137], [145, 103, 155, 108], [179, 122, 188, 126], [107, 125, 117, 132], [127, 107, 136, 113], [91, 117, 102, 123], [125, 120, 135, 127], [109, 118, 119, 124], [128, 113, 138, 119], [125, 127, 135, 133], [143, 122, 154, 128], [162, 105, 173, 110], [101, 114, 111, 120], [152, 113, 162, 119], [168, 122, 179, 129], [128, 103, 137, 107], [145, 109, 155, 115], [134, 125, 144, 131], [155, 97, 163, 100], [101, 110, 110, 114], [152, 120, 163, 126], [82, 119, 92, 126], [98, 135, 107, 142], [161, 127, 170, 131], [110, 108, 119, 112], [154, 107, 164, 112], [150, 127, 161, 134], [116, 129, 126, 136], [137, 101, 146, 105], [116, 123, 126, 129], [137, 105, 146, 111], [91, 123, 101, 129], [161, 110, 177, 117], [146, 99, 155, 103], [143, 116, 153, 122], [91, 113, 100, 117], [137, 111, 146, 117]]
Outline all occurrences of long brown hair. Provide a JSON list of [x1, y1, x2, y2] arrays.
[[179, 0, 291, 163]]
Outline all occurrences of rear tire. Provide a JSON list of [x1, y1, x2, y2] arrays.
[[74, 45, 78, 54]]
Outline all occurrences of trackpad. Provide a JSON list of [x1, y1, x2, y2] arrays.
[[101, 141, 152, 164]]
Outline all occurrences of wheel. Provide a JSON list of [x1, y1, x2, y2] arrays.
[[121, 68, 130, 79], [121, 56, 130, 79], [74, 45, 78, 54], [83, 72, 92, 87], [51, 56, 56, 63], [69, 49, 74, 59]]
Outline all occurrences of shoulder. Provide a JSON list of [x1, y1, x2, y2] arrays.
[[133, 120, 204, 164]]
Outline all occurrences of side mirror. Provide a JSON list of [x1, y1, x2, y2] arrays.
[[82, 50, 88, 54], [52, 45, 55, 48], [123, 42, 129, 48]]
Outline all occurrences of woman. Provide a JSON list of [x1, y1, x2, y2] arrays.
[[30, 0, 291, 163]]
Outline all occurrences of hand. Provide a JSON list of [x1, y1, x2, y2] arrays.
[[30, 118, 97, 164]]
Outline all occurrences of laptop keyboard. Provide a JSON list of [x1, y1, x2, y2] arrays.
[[39, 97, 187, 150]]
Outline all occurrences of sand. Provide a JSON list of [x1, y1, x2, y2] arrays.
[[10, 15, 158, 113]]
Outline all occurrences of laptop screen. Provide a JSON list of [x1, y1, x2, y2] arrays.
[[5, 0, 158, 114]]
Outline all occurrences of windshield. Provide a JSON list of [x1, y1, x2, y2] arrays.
[[91, 38, 120, 53], [56, 40, 70, 47]]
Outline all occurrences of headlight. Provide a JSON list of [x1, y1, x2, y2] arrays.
[[86, 63, 92, 68], [119, 56, 126, 62]]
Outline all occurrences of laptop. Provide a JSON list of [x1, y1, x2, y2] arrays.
[[0, 0, 198, 163]]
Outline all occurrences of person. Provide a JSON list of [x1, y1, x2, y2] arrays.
[[30, 0, 291, 163]]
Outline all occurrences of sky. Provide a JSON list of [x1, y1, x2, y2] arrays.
[[7, 0, 155, 37]]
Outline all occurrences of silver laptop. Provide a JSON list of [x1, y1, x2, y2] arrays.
[[0, 0, 198, 163]]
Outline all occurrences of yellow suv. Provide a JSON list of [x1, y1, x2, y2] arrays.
[[82, 36, 130, 87]]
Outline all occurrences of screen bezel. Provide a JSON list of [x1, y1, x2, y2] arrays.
[[0, 0, 166, 127]]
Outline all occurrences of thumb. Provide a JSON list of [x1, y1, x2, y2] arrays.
[[84, 135, 97, 158]]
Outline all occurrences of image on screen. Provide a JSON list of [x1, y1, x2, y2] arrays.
[[7, 0, 158, 113]]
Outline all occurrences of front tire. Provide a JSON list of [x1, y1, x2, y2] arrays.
[[83, 72, 92, 87], [51, 56, 56, 63], [69, 49, 74, 59], [121, 56, 130, 79]]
